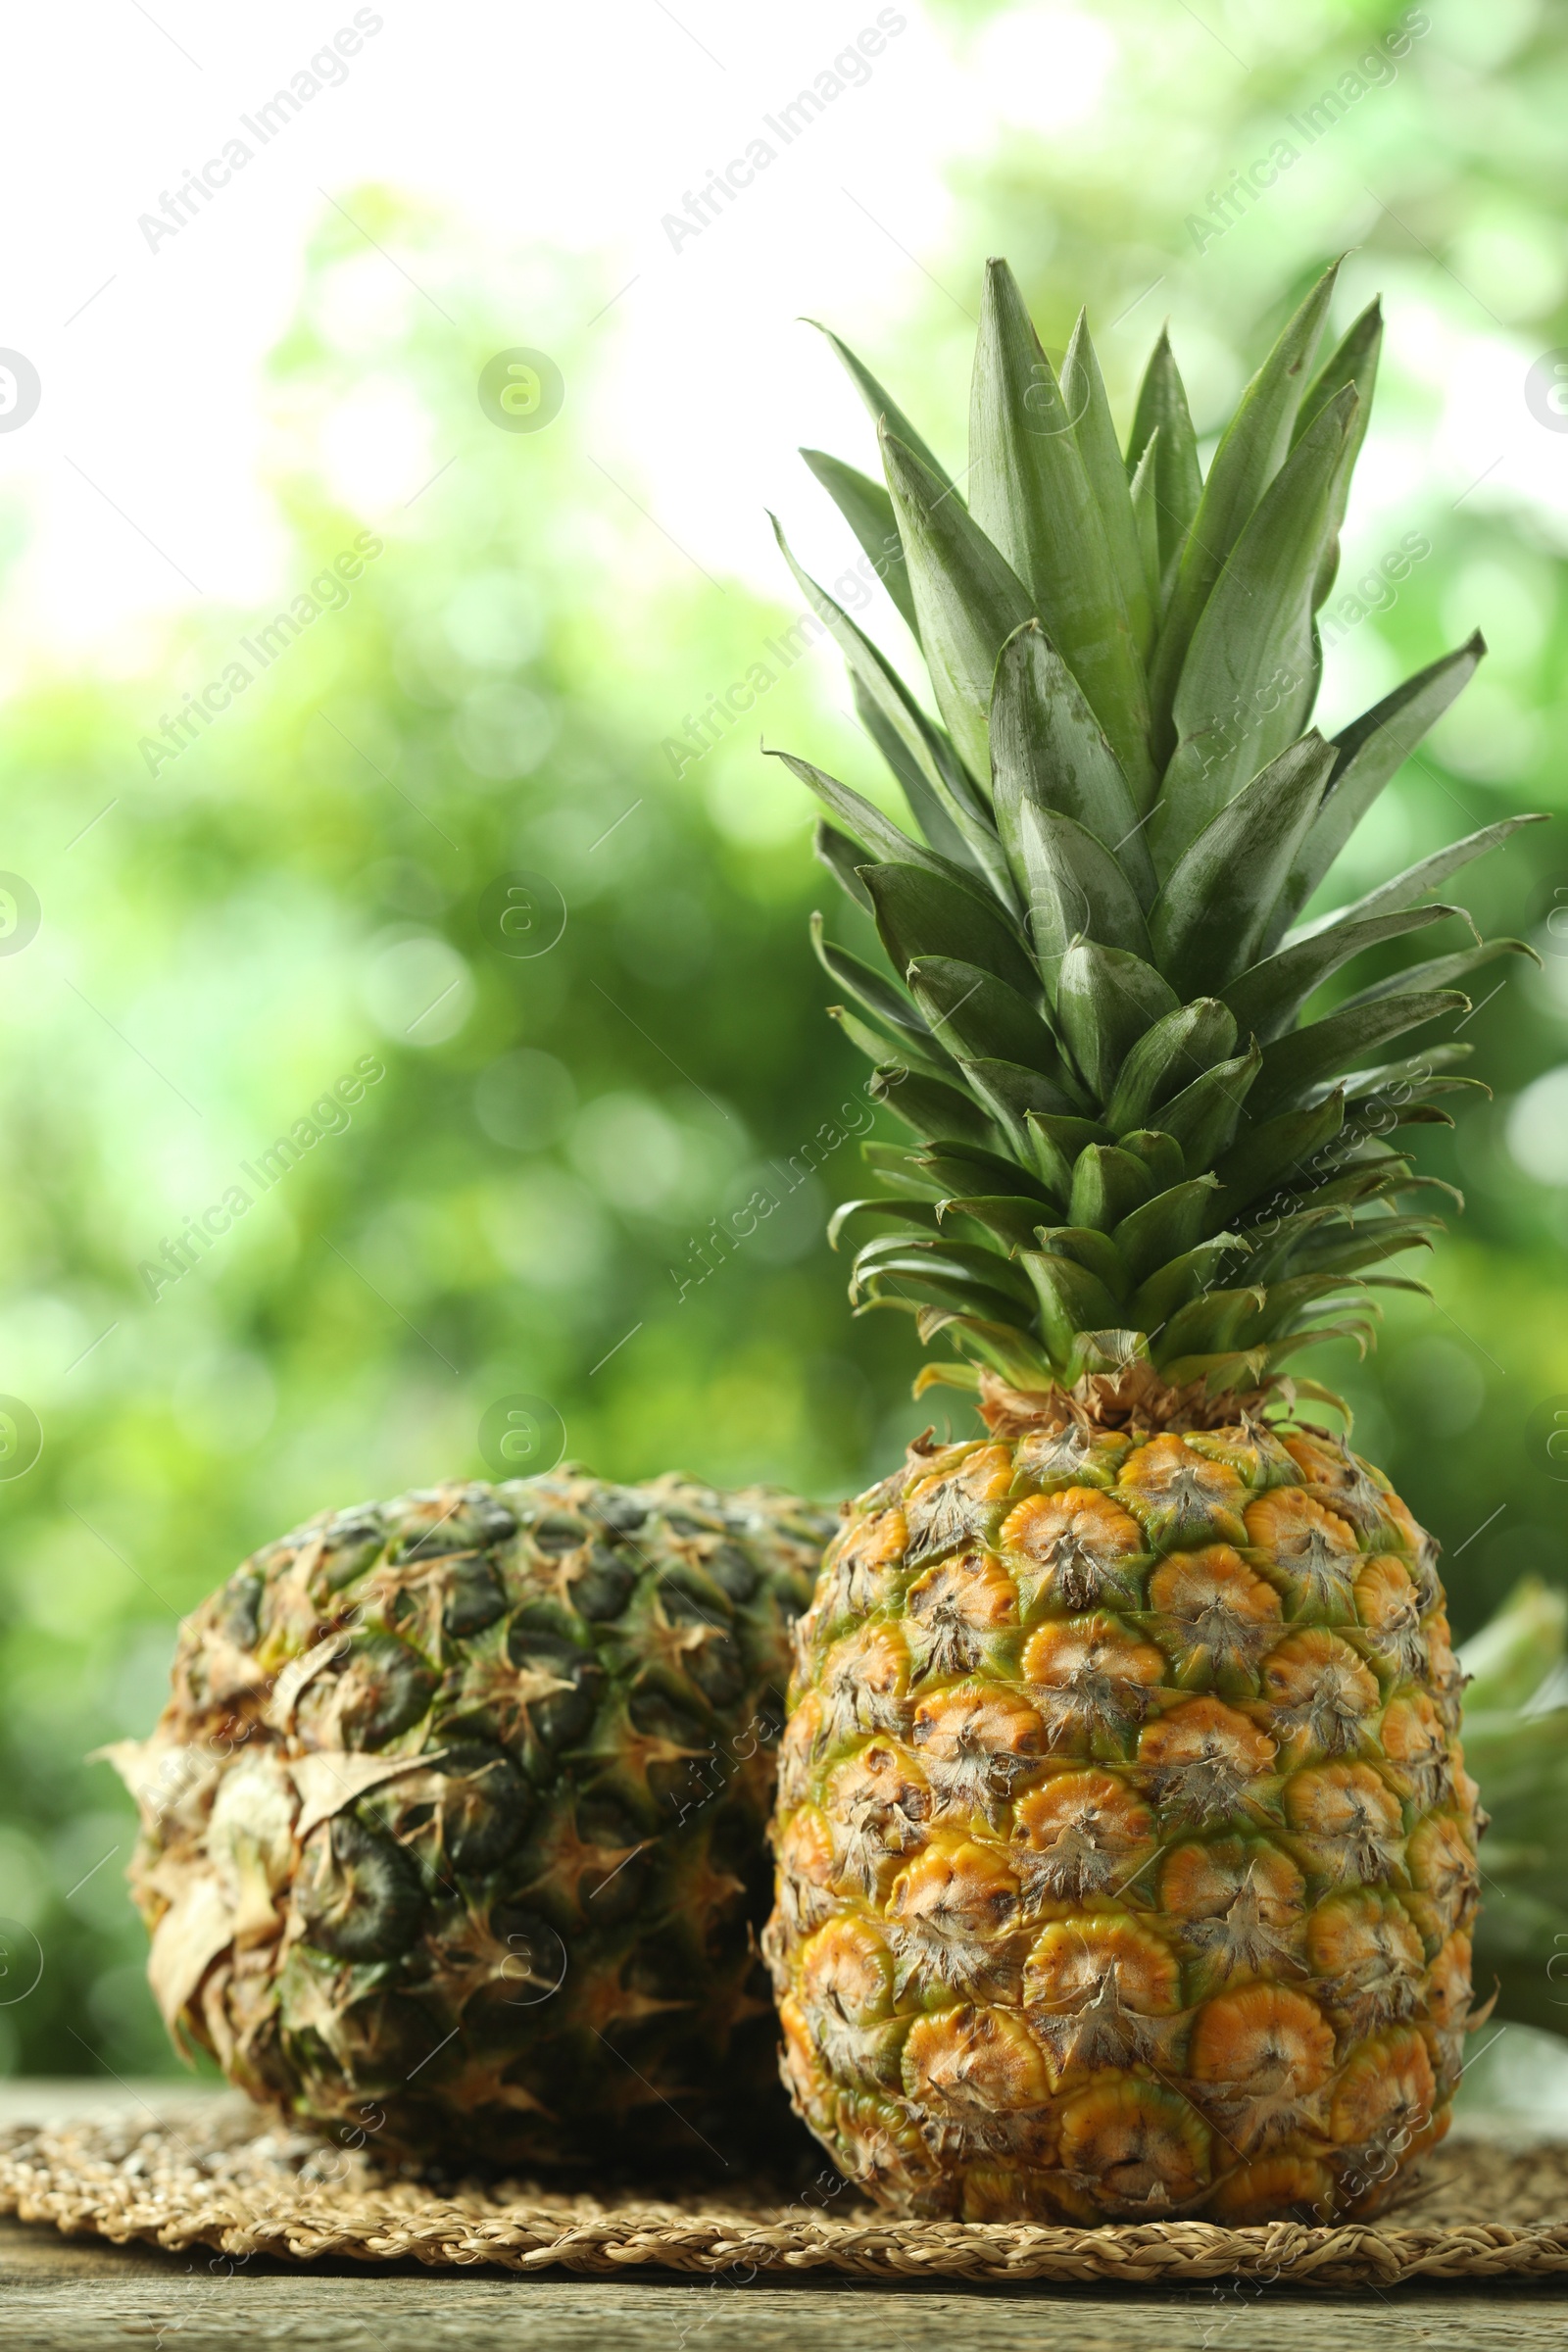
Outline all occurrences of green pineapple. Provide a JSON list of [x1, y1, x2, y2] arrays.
[[108, 1469, 831, 2170], [763, 258, 1543, 2223]]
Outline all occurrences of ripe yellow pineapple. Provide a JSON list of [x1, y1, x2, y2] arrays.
[[762, 258, 1541, 2223]]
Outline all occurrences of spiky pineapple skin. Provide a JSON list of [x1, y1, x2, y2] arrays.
[[764, 1410, 1480, 2224], [119, 1470, 830, 2173]]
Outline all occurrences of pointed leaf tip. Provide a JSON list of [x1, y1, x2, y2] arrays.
[[969, 267, 1153, 801], [814, 320, 955, 490]]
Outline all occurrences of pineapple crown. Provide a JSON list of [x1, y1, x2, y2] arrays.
[[772, 257, 1544, 1419]]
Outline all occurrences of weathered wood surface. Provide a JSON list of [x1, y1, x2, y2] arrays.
[[3, 2083, 1568, 2350], [6, 2218, 1568, 2352]]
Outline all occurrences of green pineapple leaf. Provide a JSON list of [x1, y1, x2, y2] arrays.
[[1224, 904, 1462, 1044], [970, 259, 1152, 799], [814, 818, 875, 913], [937, 1194, 1060, 1250], [828, 1197, 944, 1249], [781, 263, 1542, 1393], [1151, 385, 1359, 874], [770, 515, 1009, 892], [849, 1230, 1036, 1299], [1119, 1128, 1188, 1191], [1054, 940, 1178, 1096], [851, 676, 988, 876], [862, 861, 1037, 998], [1103, 1000, 1238, 1133], [1127, 429, 1164, 612], [1151, 260, 1342, 746], [1151, 732, 1338, 995], [1294, 295, 1382, 446], [1335, 934, 1537, 1010], [827, 1002, 955, 1079], [906, 954, 1068, 1071], [809, 318, 956, 489], [868, 1060, 1001, 1147], [1210, 1090, 1347, 1219], [920, 1138, 1056, 1202], [773, 749, 965, 883], [1250, 989, 1470, 1118], [1022, 1249, 1126, 1360], [961, 1054, 1087, 1144], [1062, 308, 1153, 659], [1308, 813, 1550, 932], [1268, 634, 1486, 947], [1126, 326, 1201, 577], [1025, 1109, 1114, 1202], [1113, 1176, 1220, 1284], [812, 915, 935, 1040], [880, 423, 1034, 788], [1016, 802, 1153, 977], [1298, 297, 1383, 628], [1131, 1235, 1246, 1329], [1067, 1140, 1156, 1229], [991, 622, 1156, 898], [861, 1139, 948, 1199], [1156, 1042, 1263, 1170], [799, 448, 918, 638]]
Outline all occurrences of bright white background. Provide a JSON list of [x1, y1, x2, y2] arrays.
[[3, 1, 1565, 684], [0, 2, 1560, 682], [0, 0, 1013, 672]]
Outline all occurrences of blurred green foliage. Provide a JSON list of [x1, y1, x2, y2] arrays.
[[0, 212, 937, 2076], [2, 0, 1566, 2076]]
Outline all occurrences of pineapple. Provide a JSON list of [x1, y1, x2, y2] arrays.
[[107, 1469, 832, 2171], [763, 258, 1542, 2224]]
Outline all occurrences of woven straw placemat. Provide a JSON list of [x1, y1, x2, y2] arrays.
[[3, 2104, 1567, 2289]]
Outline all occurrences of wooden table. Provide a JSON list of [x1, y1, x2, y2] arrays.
[[3, 2082, 1567, 2350]]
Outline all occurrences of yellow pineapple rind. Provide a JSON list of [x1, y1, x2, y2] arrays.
[[764, 1409, 1478, 2225]]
